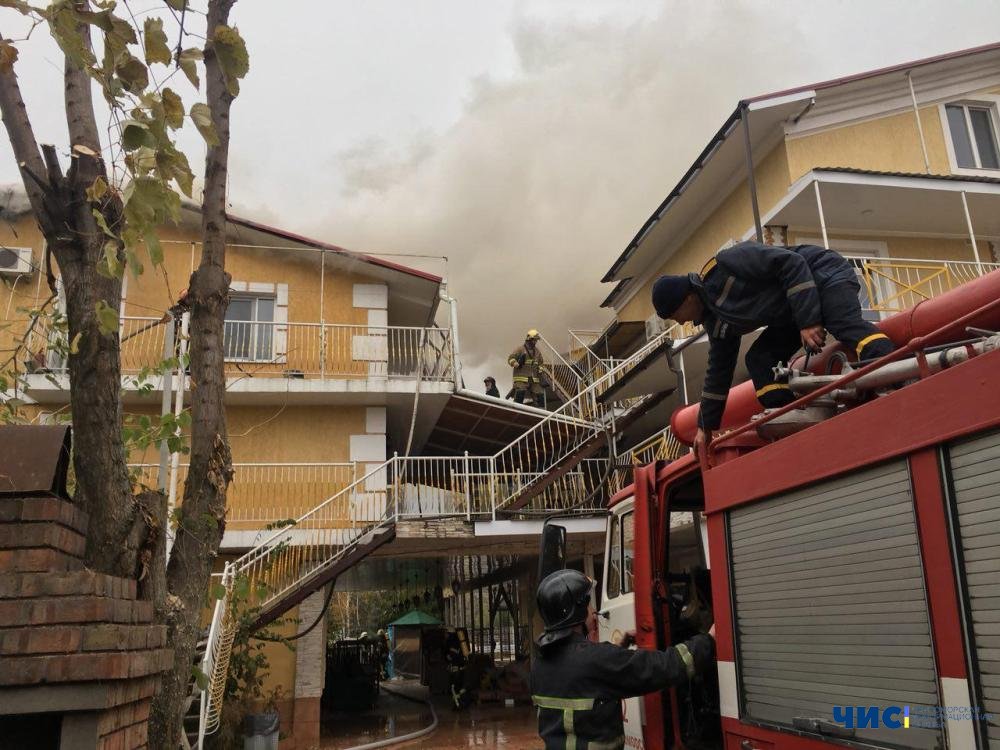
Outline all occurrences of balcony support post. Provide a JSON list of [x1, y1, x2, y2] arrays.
[[813, 180, 829, 249], [960, 190, 984, 273], [464, 451, 471, 521], [166, 311, 190, 558]]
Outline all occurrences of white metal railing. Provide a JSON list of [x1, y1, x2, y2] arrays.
[[845, 256, 999, 316], [627, 426, 686, 466], [130, 462, 360, 527], [221, 321, 454, 381], [30, 318, 455, 382]]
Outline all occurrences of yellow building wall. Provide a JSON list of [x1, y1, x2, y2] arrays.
[[618, 144, 792, 322], [122, 224, 381, 325], [785, 106, 953, 180]]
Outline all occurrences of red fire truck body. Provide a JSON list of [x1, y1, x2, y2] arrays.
[[601, 274, 1000, 750]]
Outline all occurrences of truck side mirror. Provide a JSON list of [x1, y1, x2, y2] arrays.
[[538, 521, 567, 582]]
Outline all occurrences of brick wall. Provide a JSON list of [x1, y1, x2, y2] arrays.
[[0, 495, 172, 750]]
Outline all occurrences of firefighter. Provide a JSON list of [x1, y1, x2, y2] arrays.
[[531, 570, 714, 750], [652, 241, 895, 456], [508, 329, 546, 406], [484, 375, 500, 398]]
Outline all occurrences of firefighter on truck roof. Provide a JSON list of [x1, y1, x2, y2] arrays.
[[652, 241, 895, 457], [530, 569, 715, 750], [509, 329, 546, 406]]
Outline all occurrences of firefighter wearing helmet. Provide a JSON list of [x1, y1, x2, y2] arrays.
[[508, 329, 547, 406], [530, 570, 714, 750]]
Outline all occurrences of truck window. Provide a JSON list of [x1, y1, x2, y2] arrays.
[[606, 514, 621, 598], [621, 511, 635, 594]]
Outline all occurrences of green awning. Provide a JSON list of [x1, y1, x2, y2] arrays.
[[388, 609, 442, 627]]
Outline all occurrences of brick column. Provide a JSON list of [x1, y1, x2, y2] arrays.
[[292, 586, 328, 750]]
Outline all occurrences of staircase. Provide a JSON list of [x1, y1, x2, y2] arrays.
[[194, 323, 692, 746]]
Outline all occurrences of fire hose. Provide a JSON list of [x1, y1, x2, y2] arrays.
[[341, 683, 439, 750]]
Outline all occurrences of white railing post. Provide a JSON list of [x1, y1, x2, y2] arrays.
[[463, 451, 471, 520], [490, 456, 497, 521]]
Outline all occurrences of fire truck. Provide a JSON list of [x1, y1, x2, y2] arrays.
[[549, 271, 1000, 750]]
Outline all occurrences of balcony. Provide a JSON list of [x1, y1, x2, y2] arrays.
[[131, 462, 361, 531], [847, 256, 1000, 316], [21, 318, 456, 404]]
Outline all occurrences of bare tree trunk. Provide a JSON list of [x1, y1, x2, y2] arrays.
[[0, 15, 138, 579], [150, 1, 237, 746]]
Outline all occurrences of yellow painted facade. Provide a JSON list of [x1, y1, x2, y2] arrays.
[[614, 89, 1000, 323]]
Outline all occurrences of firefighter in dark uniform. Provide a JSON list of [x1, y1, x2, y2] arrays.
[[652, 241, 895, 456], [530, 570, 714, 750], [484, 375, 501, 398]]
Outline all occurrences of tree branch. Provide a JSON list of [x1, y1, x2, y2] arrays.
[[63, 2, 102, 154], [0, 38, 49, 220]]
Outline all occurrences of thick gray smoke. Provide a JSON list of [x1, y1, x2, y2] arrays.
[[296, 1, 1000, 389]]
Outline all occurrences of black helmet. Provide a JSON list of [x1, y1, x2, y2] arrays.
[[536, 569, 593, 648]]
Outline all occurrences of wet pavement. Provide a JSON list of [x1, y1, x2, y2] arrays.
[[321, 680, 539, 749]]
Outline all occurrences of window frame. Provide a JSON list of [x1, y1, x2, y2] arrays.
[[224, 293, 276, 362], [940, 96, 1000, 177]]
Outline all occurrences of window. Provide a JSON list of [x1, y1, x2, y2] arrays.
[[621, 511, 635, 594], [225, 295, 274, 361], [605, 510, 636, 599], [946, 103, 1000, 170], [606, 514, 622, 599]]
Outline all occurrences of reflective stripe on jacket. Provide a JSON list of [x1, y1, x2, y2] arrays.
[[509, 344, 544, 382], [530, 632, 713, 750]]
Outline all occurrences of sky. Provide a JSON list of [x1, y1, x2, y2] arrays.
[[4, 1, 1000, 388]]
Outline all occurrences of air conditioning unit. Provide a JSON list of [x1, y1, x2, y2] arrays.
[[645, 312, 668, 342], [0, 246, 32, 276]]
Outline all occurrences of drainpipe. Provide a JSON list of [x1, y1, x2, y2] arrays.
[[906, 71, 932, 175], [439, 282, 463, 390], [741, 101, 764, 243]]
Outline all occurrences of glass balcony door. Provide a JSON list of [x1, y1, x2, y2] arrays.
[[224, 295, 275, 361]]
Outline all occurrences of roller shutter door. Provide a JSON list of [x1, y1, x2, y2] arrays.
[[949, 430, 1000, 750], [729, 460, 942, 749]]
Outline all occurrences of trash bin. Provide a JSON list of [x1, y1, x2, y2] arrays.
[[243, 710, 279, 750]]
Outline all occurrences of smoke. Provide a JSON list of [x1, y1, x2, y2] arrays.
[[303, 2, 799, 387], [240, 0, 1000, 390]]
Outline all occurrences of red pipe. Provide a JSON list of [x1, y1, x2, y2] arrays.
[[672, 270, 1000, 444]]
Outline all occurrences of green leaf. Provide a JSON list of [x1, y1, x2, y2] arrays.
[[234, 576, 250, 600], [69, 332, 82, 355], [161, 87, 184, 129], [115, 54, 149, 94], [125, 248, 144, 277], [145, 230, 164, 266], [192, 665, 209, 691], [86, 176, 109, 202], [122, 120, 156, 151], [212, 25, 249, 97], [100, 240, 123, 278], [131, 147, 158, 173], [210, 583, 226, 600], [176, 47, 202, 89], [95, 299, 119, 335], [189, 102, 219, 146], [0, 41, 18, 73], [143, 17, 171, 65], [92, 209, 116, 238]]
